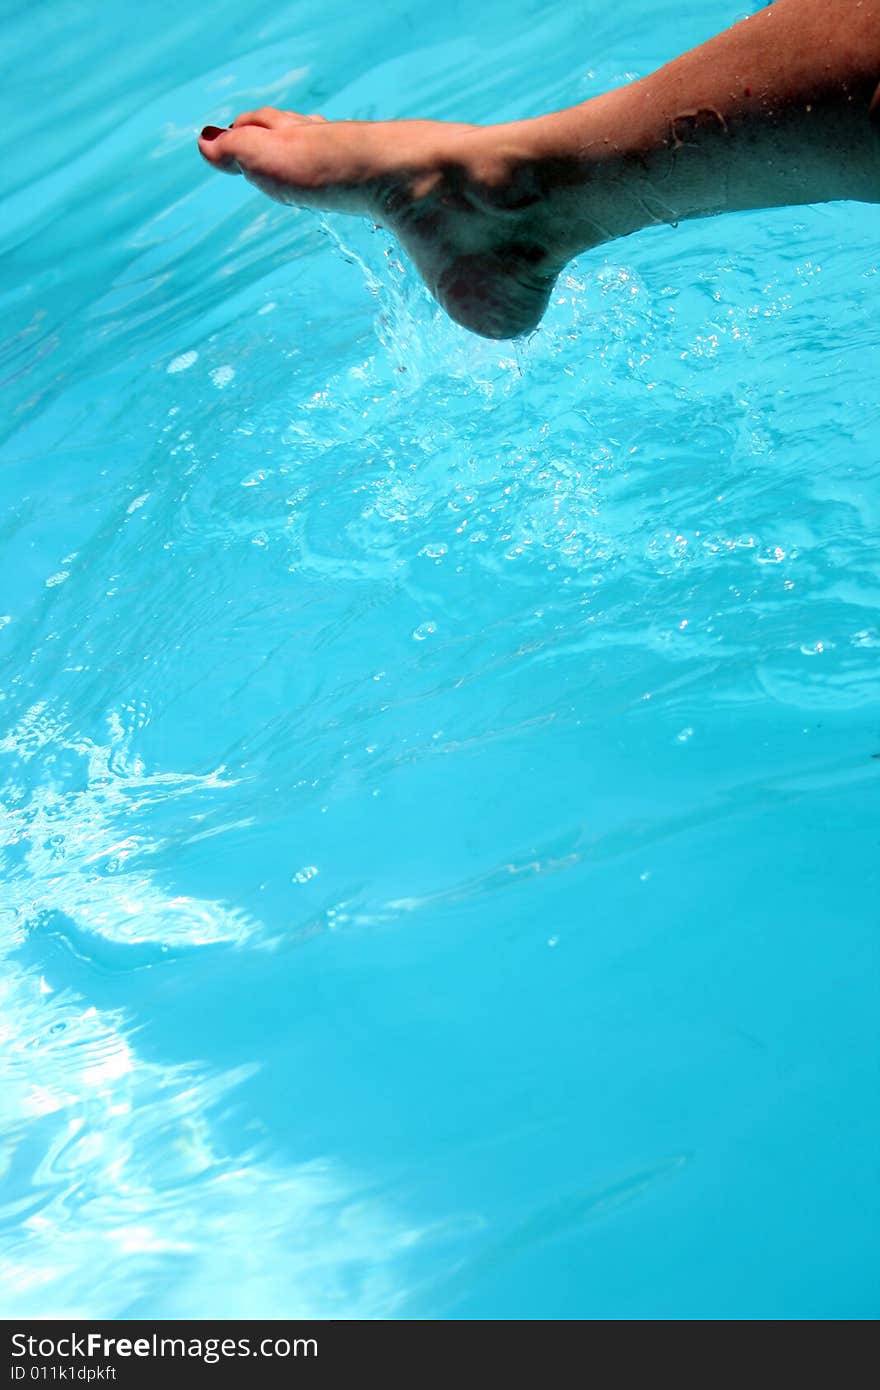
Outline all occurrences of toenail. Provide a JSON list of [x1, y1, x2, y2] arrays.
[[200, 126, 225, 141]]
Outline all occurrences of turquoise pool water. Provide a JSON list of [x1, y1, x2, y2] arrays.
[[1, 0, 878, 1319]]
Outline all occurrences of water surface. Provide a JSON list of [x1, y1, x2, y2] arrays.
[[1, 0, 878, 1318]]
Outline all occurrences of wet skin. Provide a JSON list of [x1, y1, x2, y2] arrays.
[[198, 0, 880, 339]]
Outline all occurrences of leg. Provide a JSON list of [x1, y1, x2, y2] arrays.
[[197, 0, 880, 339]]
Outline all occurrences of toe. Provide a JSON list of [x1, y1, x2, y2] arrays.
[[198, 124, 271, 175], [230, 106, 315, 130]]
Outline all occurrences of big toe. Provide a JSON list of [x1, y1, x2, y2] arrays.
[[197, 124, 269, 176]]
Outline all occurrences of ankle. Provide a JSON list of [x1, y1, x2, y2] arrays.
[[465, 103, 658, 265]]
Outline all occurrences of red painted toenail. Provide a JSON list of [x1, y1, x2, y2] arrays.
[[200, 126, 225, 141]]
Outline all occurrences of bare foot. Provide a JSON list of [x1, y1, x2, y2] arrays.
[[198, 7, 880, 338], [197, 108, 567, 339]]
